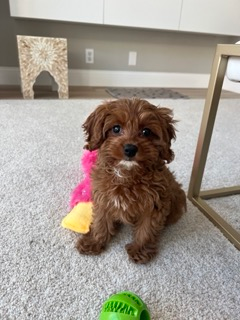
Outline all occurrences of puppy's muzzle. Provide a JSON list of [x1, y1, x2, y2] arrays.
[[123, 144, 138, 158]]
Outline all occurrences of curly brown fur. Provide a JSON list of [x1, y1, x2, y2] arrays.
[[76, 98, 186, 264]]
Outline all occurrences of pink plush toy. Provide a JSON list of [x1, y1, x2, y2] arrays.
[[70, 150, 98, 208], [61, 150, 98, 233]]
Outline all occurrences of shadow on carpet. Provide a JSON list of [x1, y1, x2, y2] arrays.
[[106, 87, 189, 99]]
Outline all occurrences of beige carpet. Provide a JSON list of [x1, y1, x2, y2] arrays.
[[0, 99, 239, 320]]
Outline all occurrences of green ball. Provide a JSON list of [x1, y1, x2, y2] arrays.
[[99, 291, 151, 320]]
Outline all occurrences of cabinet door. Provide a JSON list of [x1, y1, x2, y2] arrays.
[[104, 0, 182, 31], [180, 0, 240, 36], [9, 0, 104, 24]]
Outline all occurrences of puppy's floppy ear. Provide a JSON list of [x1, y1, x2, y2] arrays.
[[157, 107, 177, 163], [82, 103, 110, 150]]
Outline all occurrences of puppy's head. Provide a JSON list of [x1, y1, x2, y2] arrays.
[[82, 98, 176, 168]]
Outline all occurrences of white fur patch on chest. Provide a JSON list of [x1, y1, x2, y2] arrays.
[[110, 160, 140, 211], [113, 168, 124, 178], [119, 160, 139, 169], [113, 160, 139, 178], [111, 195, 128, 211]]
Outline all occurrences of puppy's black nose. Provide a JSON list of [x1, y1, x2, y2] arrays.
[[124, 144, 138, 158]]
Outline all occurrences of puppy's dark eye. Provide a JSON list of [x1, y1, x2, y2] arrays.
[[112, 125, 122, 134], [142, 128, 152, 137]]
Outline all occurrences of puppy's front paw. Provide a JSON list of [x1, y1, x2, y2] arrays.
[[125, 243, 157, 264], [76, 236, 105, 255]]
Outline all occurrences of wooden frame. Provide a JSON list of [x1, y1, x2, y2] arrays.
[[188, 44, 240, 250]]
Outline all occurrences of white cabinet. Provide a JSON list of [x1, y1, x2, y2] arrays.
[[9, 0, 240, 36], [9, 0, 104, 24], [104, 0, 182, 31], [180, 0, 240, 36]]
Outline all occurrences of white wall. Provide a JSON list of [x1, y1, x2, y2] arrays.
[[1, 0, 239, 88]]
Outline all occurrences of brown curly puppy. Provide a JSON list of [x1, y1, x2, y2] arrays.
[[76, 98, 186, 264]]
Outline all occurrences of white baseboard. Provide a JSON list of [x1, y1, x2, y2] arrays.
[[0, 67, 54, 86], [69, 69, 210, 88], [0, 66, 210, 88], [0, 66, 239, 93]]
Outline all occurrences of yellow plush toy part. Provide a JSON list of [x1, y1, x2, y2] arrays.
[[61, 202, 93, 234]]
